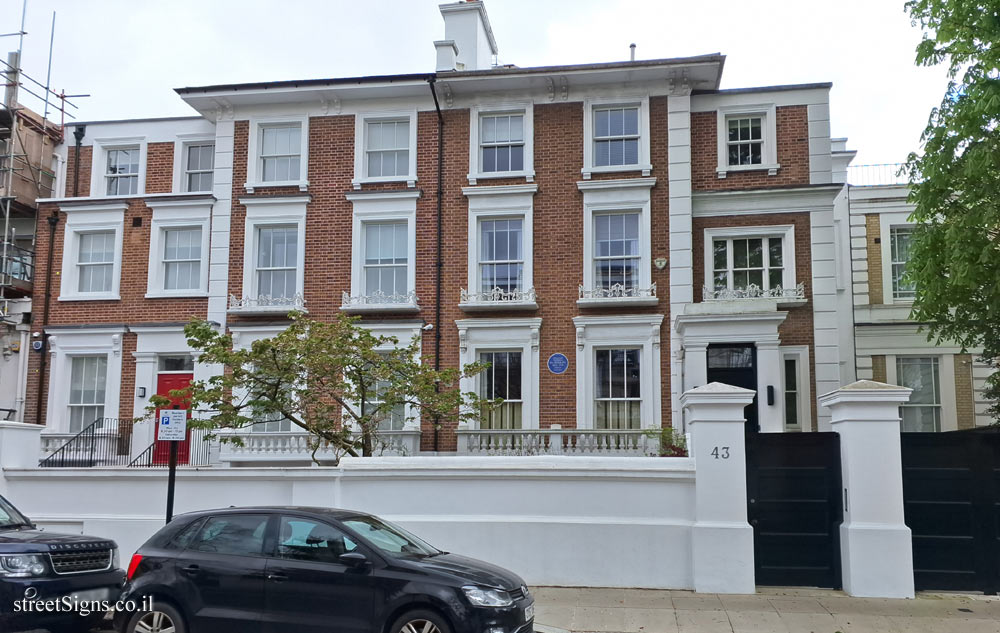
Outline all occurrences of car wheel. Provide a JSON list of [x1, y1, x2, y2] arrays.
[[390, 609, 452, 633], [124, 602, 186, 633]]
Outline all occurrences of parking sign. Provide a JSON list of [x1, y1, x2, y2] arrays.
[[159, 409, 188, 441]]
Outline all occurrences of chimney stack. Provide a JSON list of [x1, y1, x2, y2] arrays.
[[437, 1, 498, 71]]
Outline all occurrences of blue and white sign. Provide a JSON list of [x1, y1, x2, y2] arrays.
[[159, 410, 188, 441], [547, 353, 569, 375]]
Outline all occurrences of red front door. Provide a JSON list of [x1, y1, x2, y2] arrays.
[[153, 372, 193, 465]]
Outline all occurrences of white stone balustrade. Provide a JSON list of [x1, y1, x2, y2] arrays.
[[456, 426, 661, 456]]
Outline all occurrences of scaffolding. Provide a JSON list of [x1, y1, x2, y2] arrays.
[[1, 2, 86, 323]]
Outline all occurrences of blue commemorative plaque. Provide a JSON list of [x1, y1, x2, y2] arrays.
[[547, 353, 569, 375]]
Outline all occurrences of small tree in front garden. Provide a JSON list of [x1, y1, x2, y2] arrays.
[[150, 313, 491, 463]]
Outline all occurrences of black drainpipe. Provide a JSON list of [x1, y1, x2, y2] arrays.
[[428, 77, 444, 452], [34, 126, 83, 423]]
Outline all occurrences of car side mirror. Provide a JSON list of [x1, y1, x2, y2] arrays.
[[339, 551, 368, 568]]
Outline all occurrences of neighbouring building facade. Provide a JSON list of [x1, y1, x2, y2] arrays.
[[22, 2, 996, 463]]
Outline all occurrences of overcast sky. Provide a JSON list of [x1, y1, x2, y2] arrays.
[[3, 0, 948, 166]]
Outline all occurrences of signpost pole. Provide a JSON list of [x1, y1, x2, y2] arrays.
[[166, 441, 177, 523]]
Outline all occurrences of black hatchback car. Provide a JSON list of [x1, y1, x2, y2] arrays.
[[116, 506, 534, 633]]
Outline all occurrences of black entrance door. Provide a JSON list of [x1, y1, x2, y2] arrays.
[[901, 431, 1000, 593], [707, 343, 758, 432], [747, 432, 843, 588]]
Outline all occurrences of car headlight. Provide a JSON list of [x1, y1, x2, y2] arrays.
[[463, 585, 514, 608], [0, 554, 47, 578], [112, 547, 120, 570]]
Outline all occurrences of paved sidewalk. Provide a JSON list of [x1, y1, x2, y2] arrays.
[[532, 586, 1000, 633]]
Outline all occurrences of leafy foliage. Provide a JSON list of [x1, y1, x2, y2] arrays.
[[904, 0, 1000, 418], [149, 313, 492, 462]]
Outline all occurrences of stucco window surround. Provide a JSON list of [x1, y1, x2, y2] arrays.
[[145, 198, 213, 298], [577, 178, 657, 307], [885, 353, 958, 432], [58, 203, 126, 302], [355, 322, 424, 432], [352, 109, 419, 189], [715, 104, 779, 178], [460, 184, 537, 310], [244, 115, 310, 193], [232, 196, 309, 314], [572, 315, 662, 430], [702, 224, 803, 306], [172, 133, 216, 193], [581, 95, 652, 180], [878, 212, 916, 306], [343, 190, 420, 313], [89, 136, 147, 197], [456, 318, 541, 430], [467, 102, 534, 185], [779, 345, 811, 432], [43, 326, 125, 434]]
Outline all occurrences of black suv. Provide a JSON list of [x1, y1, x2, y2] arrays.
[[0, 493, 124, 633], [117, 506, 534, 633]]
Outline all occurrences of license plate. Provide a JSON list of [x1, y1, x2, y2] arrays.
[[64, 587, 113, 602], [524, 603, 534, 621]]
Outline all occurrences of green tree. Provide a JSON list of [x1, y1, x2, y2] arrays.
[[150, 313, 491, 462], [904, 0, 1000, 418]]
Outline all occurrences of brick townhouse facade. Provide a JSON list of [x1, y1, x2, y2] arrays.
[[24, 1, 900, 455]]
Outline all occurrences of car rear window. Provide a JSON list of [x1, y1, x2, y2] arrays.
[[189, 514, 269, 556]]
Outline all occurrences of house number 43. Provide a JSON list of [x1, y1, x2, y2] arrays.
[[711, 446, 730, 460]]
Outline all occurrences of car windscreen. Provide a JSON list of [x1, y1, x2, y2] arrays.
[[341, 515, 440, 558], [0, 495, 30, 528]]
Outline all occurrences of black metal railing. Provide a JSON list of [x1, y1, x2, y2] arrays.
[[39, 419, 136, 467], [40, 418, 215, 468]]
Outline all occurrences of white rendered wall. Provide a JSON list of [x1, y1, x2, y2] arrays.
[[3, 456, 697, 589]]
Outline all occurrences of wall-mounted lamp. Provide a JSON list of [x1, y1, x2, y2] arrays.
[[766, 385, 775, 406], [137, 387, 147, 398]]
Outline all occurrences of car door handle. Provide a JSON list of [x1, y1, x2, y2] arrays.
[[180, 565, 200, 575], [267, 572, 288, 582]]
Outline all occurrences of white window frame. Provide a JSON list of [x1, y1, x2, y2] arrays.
[[715, 104, 779, 178], [886, 354, 958, 432], [245, 116, 310, 193], [90, 136, 147, 197], [352, 109, 418, 189], [577, 179, 656, 306], [456, 318, 541, 431], [343, 190, 420, 312], [58, 203, 126, 301], [877, 213, 915, 305], [572, 315, 663, 430], [356, 322, 424, 432], [582, 96, 651, 180], [43, 326, 124, 434], [461, 184, 537, 310], [467, 102, 534, 184], [145, 199, 212, 298], [779, 346, 811, 432], [235, 197, 308, 313], [172, 133, 216, 193], [702, 225, 797, 296]]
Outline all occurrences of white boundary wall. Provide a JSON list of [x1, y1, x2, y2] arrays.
[[2, 456, 696, 590]]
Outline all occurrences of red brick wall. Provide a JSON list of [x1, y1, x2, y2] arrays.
[[692, 211, 817, 428], [65, 145, 92, 198], [145, 142, 174, 194], [691, 105, 810, 191]]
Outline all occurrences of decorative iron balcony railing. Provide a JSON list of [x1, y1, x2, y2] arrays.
[[579, 282, 656, 300], [703, 283, 805, 301]]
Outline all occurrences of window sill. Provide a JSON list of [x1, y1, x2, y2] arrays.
[[145, 291, 210, 299], [58, 294, 121, 302], [459, 300, 538, 312], [581, 163, 652, 180], [577, 296, 659, 308], [244, 180, 309, 194], [467, 170, 535, 185], [351, 175, 417, 190], [716, 163, 780, 178], [340, 302, 421, 314]]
